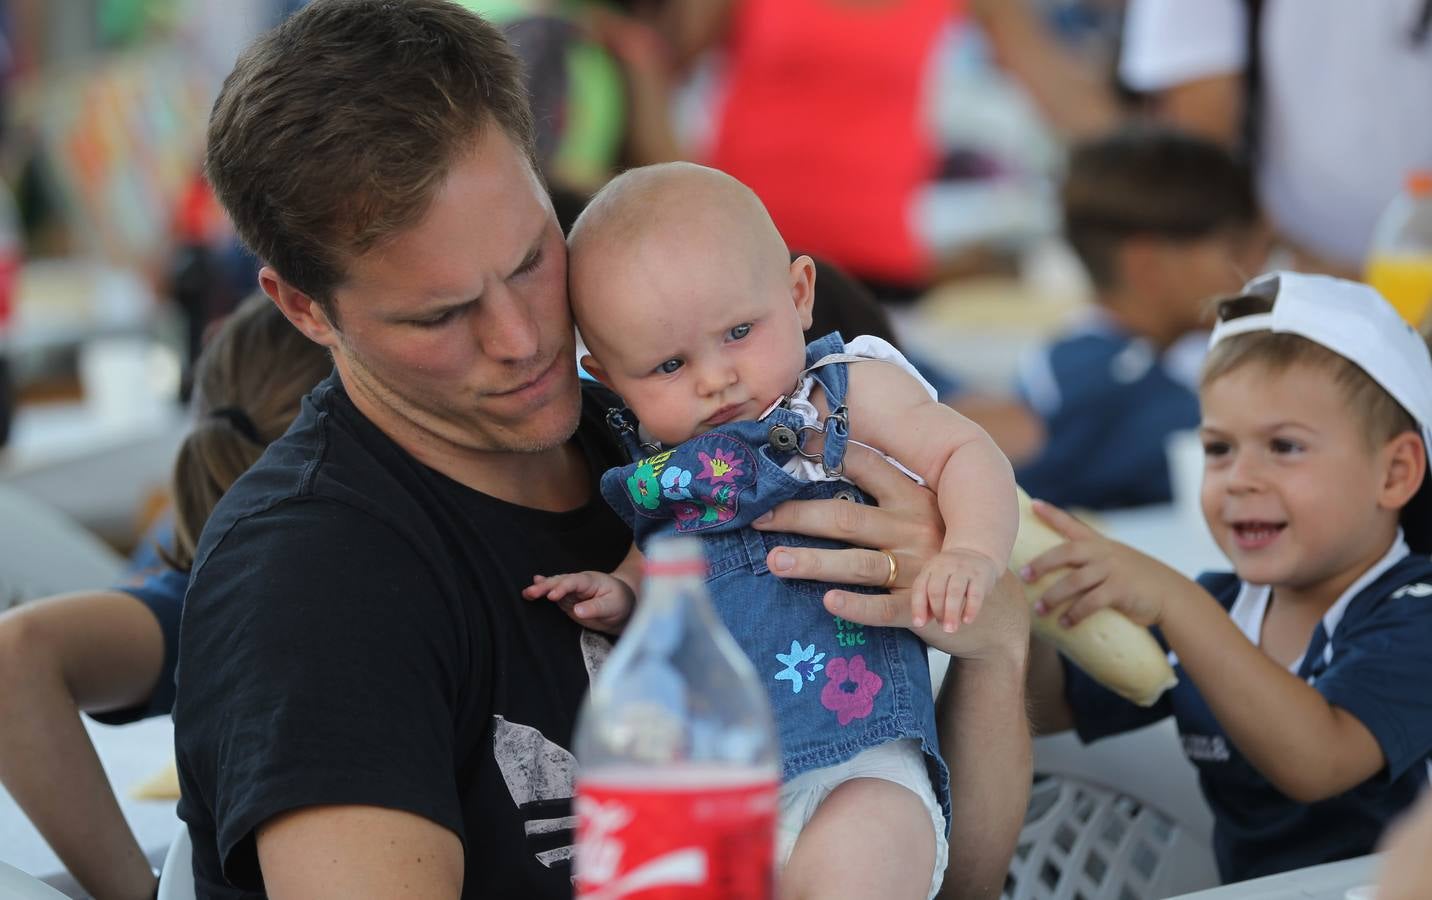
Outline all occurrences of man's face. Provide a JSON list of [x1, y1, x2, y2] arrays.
[[324, 129, 581, 456]]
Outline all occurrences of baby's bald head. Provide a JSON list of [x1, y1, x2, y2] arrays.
[[567, 163, 792, 355]]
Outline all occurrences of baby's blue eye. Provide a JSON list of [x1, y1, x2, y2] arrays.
[[1271, 438, 1301, 454], [729, 323, 752, 340], [658, 358, 684, 374], [1202, 441, 1230, 458]]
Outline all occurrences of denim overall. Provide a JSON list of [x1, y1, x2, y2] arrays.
[[600, 333, 950, 831]]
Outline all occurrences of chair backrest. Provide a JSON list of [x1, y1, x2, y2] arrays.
[[0, 860, 73, 900], [157, 823, 196, 900], [1007, 721, 1221, 899]]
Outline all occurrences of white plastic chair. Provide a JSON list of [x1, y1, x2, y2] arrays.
[[157, 823, 196, 900], [1004, 721, 1221, 899], [0, 860, 72, 899]]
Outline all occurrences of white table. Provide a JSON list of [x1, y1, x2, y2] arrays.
[[1169, 855, 1380, 900]]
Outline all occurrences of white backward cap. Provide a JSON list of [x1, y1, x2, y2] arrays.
[[1208, 271, 1432, 461]]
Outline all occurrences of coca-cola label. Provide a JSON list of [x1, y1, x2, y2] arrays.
[[575, 774, 777, 899]]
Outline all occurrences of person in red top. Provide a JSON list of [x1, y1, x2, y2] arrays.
[[612, 0, 1120, 292]]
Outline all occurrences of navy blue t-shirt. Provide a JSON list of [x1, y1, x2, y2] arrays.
[[1064, 549, 1432, 883], [1016, 323, 1202, 510]]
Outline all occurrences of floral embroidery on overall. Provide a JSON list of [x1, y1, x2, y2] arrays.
[[624, 435, 756, 533], [698, 447, 745, 485], [821, 655, 883, 725], [626, 450, 675, 511], [774, 641, 826, 694]]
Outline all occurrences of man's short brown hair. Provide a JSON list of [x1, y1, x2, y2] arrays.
[[205, 0, 535, 314], [1062, 125, 1258, 290]]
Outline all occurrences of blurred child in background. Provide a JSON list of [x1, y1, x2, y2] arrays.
[[1014, 126, 1267, 510], [0, 296, 329, 900], [1024, 273, 1432, 883]]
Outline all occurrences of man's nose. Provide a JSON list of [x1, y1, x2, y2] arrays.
[[476, 288, 540, 363]]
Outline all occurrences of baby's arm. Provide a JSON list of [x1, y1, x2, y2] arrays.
[[522, 543, 644, 634], [844, 361, 1019, 631]]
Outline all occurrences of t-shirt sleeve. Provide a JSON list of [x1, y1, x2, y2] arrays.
[[1313, 586, 1432, 782], [1119, 0, 1247, 91], [88, 566, 188, 725], [174, 499, 473, 889], [1062, 654, 1173, 744]]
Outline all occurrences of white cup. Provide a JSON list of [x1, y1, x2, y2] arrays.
[[79, 336, 177, 425]]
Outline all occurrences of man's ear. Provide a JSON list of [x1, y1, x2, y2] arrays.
[[580, 353, 614, 390], [1380, 431, 1428, 510], [789, 254, 817, 330], [259, 266, 341, 350]]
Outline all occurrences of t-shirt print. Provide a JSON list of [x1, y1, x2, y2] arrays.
[[493, 629, 613, 873]]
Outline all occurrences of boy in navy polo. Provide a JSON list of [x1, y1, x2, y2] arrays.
[[1015, 127, 1267, 509], [1023, 272, 1432, 883]]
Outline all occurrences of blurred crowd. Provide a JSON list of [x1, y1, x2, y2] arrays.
[[2, 1, 1432, 899]]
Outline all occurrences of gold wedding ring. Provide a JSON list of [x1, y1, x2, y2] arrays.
[[879, 550, 899, 589]]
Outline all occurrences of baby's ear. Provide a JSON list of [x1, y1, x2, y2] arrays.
[[789, 254, 817, 330], [580, 353, 613, 389]]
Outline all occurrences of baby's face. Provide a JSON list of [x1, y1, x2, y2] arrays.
[[1198, 361, 1397, 594], [579, 246, 814, 446]]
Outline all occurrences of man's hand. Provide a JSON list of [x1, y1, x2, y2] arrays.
[[523, 572, 635, 635], [1020, 500, 1187, 629], [753, 442, 943, 604]]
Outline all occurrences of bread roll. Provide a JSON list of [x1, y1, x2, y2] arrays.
[[1012, 489, 1177, 707]]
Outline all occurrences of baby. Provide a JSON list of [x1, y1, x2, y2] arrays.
[[528, 162, 1018, 899]]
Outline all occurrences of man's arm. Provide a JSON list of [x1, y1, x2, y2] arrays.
[[970, 0, 1123, 140], [826, 573, 1032, 900], [933, 573, 1031, 900], [258, 806, 464, 900]]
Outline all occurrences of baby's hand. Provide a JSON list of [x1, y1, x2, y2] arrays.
[[522, 571, 636, 635], [911, 549, 1001, 633]]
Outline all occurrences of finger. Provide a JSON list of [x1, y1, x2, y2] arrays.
[[1035, 561, 1108, 614], [767, 545, 899, 588], [939, 574, 962, 634], [832, 442, 932, 512], [575, 594, 626, 625], [1021, 541, 1091, 583], [1030, 499, 1098, 542], [824, 589, 908, 628], [1060, 587, 1115, 629], [963, 579, 986, 624], [910, 567, 931, 628]]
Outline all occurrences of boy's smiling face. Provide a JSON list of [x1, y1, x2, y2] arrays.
[[1198, 361, 1411, 601]]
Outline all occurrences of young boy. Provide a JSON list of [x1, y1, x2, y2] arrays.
[[1023, 272, 1432, 883], [1014, 126, 1268, 509], [526, 162, 1019, 899]]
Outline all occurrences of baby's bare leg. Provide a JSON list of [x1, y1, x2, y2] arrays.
[[781, 777, 937, 900]]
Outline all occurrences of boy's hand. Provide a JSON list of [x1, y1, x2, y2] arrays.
[[1020, 500, 1186, 628], [522, 572, 635, 635], [912, 548, 1001, 632]]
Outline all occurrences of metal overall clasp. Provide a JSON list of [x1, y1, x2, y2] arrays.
[[759, 395, 848, 478]]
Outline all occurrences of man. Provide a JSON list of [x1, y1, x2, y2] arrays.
[[174, 2, 1031, 898]]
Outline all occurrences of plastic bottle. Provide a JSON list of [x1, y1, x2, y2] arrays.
[[1365, 169, 1432, 327], [574, 535, 780, 899]]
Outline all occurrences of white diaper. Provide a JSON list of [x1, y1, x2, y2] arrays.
[[776, 739, 948, 900]]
